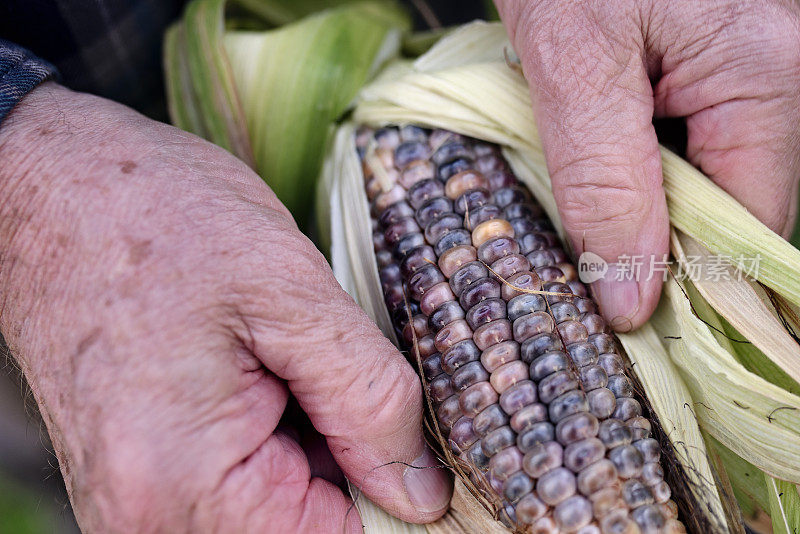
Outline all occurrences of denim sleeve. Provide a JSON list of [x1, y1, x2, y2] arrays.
[[0, 38, 59, 126]]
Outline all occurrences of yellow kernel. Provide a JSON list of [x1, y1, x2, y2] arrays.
[[472, 219, 514, 247]]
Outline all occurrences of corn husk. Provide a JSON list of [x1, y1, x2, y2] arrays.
[[165, 0, 409, 225], [322, 21, 800, 532]]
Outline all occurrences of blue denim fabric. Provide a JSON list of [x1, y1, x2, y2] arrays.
[[0, 39, 58, 125]]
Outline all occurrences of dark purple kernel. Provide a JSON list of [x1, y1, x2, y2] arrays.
[[499, 380, 538, 413], [441, 339, 481, 374], [504, 472, 534, 503], [574, 297, 597, 314], [437, 157, 474, 181], [408, 179, 445, 209], [379, 263, 402, 287], [568, 342, 600, 367], [395, 141, 430, 168], [452, 361, 490, 390], [507, 294, 547, 321], [538, 370, 580, 404], [425, 213, 463, 244], [549, 390, 589, 422], [393, 232, 425, 257], [519, 232, 549, 254], [520, 332, 563, 363], [474, 404, 510, 436], [432, 142, 473, 166], [434, 229, 472, 255], [415, 196, 453, 227], [543, 282, 573, 304], [422, 354, 443, 381], [608, 374, 634, 398], [477, 236, 521, 264], [614, 398, 642, 420], [599, 353, 625, 376], [590, 333, 616, 354], [580, 365, 609, 390], [466, 440, 491, 470], [467, 204, 503, 228], [504, 202, 543, 220], [436, 395, 461, 427], [383, 283, 405, 310], [465, 298, 506, 329], [450, 262, 490, 296], [527, 249, 556, 268], [450, 416, 479, 453], [550, 248, 568, 264], [482, 425, 516, 456], [379, 201, 414, 226], [582, 313, 607, 335], [530, 351, 571, 381], [375, 250, 394, 268], [510, 218, 537, 236], [373, 230, 387, 250], [400, 125, 427, 142], [550, 301, 581, 323], [408, 263, 446, 300], [517, 423, 556, 453], [486, 169, 517, 190], [459, 277, 502, 309], [384, 217, 421, 246], [455, 189, 492, 215], [400, 245, 437, 277], [429, 301, 466, 332], [536, 265, 565, 282], [599, 419, 633, 448], [493, 186, 531, 207], [429, 374, 454, 402], [390, 301, 419, 327]]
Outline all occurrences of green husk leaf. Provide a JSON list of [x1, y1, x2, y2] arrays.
[[166, 0, 409, 226], [766, 476, 800, 534], [181, 0, 256, 167], [710, 437, 769, 513], [224, 3, 407, 222], [672, 232, 800, 390]]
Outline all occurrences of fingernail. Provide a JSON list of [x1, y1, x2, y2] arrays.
[[403, 448, 452, 514], [592, 263, 640, 332]]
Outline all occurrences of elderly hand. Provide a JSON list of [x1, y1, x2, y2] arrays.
[[496, 0, 800, 330], [0, 82, 451, 533]]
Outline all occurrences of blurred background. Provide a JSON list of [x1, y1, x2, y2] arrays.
[[0, 340, 79, 533]]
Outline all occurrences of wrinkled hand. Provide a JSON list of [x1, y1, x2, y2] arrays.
[[0, 83, 451, 533], [497, 0, 800, 329]]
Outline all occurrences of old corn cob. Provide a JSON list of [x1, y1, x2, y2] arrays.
[[357, 125, 686, 534]]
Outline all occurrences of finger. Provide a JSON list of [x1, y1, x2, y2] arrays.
[[205, 432, 363, 533], [498, 1, 669, 330], [236, 219, 451, 523], [652, 2, 800, 237]]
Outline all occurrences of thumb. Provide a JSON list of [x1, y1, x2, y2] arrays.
[[240, 225, 452, 523], [498, 1, 669, 330]]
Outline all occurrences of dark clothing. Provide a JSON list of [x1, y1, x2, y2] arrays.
[[0, 0, 183, 120]]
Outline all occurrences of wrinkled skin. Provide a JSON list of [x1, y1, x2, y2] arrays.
[[2, 0, 800, 531], [0, 84, 451, 533], [496, 0, 800, 330]]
